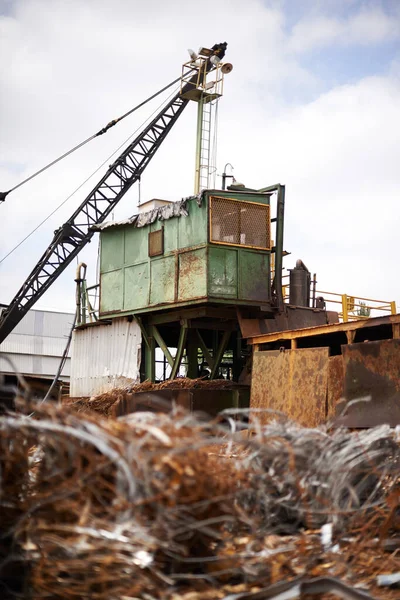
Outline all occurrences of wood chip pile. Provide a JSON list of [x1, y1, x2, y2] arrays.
[[0, 399, 399, 599], [69, 378, 248, 417]]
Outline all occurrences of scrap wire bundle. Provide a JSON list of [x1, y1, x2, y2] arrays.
[[0, 404, 399, 599], [245, 421, 400, 534]]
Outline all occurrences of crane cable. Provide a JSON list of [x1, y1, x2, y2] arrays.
[[0, 71, 191, 203], [0, 85, 181, 265]]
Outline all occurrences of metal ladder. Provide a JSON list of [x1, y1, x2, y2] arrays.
[[199, 100, 212, 191]]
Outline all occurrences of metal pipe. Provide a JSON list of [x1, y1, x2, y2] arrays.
[[74, 262, 87, 326], [342, 294, 349, 322], [258, 184, 285, 311], [221, 162, 234, 190], [312, 273, 317, 308], [275, 185, 285, 311]]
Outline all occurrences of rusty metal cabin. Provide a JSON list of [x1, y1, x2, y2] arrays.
[[97, 190, 273, 317], [86, 187, 277, 389], [71, 183, 334, 398]]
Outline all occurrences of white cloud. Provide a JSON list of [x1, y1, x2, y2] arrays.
[[288, 7, 400, 54], [244, 74, 400, 303], [0, 0, 399, 317]]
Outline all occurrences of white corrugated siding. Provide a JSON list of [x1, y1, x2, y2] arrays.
[[1, 333, 72, 357], [0, 353, 70, 378], [70, 318, 141, 397], [0, 308, 74, 380], [1, 309, 74, 339]]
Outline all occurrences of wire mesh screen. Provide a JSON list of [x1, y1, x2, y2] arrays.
[[210, 197, 270, 250], [148, 229, 164, 257]]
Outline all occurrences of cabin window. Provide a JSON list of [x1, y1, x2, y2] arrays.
[[148, 228, 164, 257], [209, 196, 270, 250]]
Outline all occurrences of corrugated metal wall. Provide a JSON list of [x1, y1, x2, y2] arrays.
[[70, 317, 141, 397], [0, 308, 74, 379]]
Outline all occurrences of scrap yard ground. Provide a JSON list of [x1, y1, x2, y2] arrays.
[[1, 382, 399, 599], [1, 5, 399, 599]]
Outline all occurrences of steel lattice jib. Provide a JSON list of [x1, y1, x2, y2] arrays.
[[98, 190, 272, 318]]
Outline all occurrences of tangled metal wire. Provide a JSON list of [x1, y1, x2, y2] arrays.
[[0, 398, 399, 599]]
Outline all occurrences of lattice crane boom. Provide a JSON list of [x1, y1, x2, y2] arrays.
[[0, 43, 229, 344], [0, 94, 189, 344], [0, 42, 227, 343]]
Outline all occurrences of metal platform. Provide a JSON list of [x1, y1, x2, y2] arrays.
[[247, 312, 400, 348], [248, 313, 400, 428]]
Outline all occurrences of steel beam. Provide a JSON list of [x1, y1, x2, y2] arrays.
[[152, 325, 174, 368], [247, 312, 400, 346], [135, 316, 150, 350], [196, 329, 215, 370], [144, 332, 156, 383], [186, 329, 199, 378], [170, 320, 188, 379], [210, 330, 231, 379], [147, 305, 237, 325]]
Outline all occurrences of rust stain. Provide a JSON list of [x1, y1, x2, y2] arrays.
[[336, 339, 400, 427], [178, 250, 206, 302], [180, 251, 201, 276], [250, 347, 329, 427], [327, 356, 344, 419]]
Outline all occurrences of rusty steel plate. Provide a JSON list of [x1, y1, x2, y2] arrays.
[[327, 355, 344, 420], [335, 339, 400, 428], [251, 347, 329, 427], [238, 306, 331, 340], [114, 388, 250, 418]]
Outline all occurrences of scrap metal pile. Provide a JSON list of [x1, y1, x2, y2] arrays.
[[1, 393, 400, 599]]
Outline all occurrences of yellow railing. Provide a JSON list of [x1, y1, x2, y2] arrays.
[[316, 291, 396, 322], [273, 271, 396, 323], [271, 266, 396, 323]]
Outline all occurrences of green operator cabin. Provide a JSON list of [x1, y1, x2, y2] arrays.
[[98, 189, 273, 318]]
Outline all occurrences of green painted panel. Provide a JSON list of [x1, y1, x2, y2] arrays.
[[150, 221, 162, 232], [124, 262, 149, 310], [239, 250, 270, 301], [178, 248, 207, 301], [178, 199, 207, 249], [98, 191, 273, 314], [150, 255, 175, 305], [124, 225, 147, 266], [164, 218, 178, 254], [208, 246, 238, 298], [100, 270, 123, 313], [100, 231, 124, 272]]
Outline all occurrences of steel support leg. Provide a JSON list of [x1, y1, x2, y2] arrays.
[[210, 330, 231, 379], [144, 328, 156, 383], [196, 329, 215, 370], [152, 325, 174, 367], [170, 321, 188, 379], [232, 330, 242, 381], [186, 329, 199, 379]]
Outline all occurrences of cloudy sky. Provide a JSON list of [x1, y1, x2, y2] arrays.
[[1, 0, 400, 316]]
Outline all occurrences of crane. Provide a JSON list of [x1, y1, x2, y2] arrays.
[[0, 43, 228, 344]]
